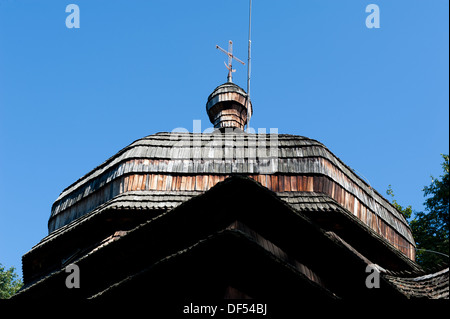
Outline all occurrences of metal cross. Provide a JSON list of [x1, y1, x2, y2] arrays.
[[216, 40, 245, 83]]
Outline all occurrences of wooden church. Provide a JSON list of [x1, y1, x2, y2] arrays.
[[13, 43, 448, 310]]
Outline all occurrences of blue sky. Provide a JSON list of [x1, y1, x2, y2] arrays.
[[0, 0, 448, 278]]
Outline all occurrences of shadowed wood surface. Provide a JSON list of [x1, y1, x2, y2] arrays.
[[18, 176, 433, 302]]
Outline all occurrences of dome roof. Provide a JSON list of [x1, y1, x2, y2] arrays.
[[48, 132, 415, 261]]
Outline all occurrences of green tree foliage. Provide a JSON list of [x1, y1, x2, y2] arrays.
[[0, 263, 23, 299], [387, 154, 449, 270], [386, 185, 412, 220], [410, 154, 449, 270]]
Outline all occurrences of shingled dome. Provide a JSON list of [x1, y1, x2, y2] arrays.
[[47, 132, 416, 261]]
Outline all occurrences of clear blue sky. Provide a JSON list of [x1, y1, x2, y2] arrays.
[[1, 0, 448, 278]]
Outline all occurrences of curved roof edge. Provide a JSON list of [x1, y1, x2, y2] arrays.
[[47, 132, 415, 250]]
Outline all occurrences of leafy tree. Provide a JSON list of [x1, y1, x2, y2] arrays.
[[0, 263, 23, 299], [387, 154, 449, 270], [386, 185, 412, 220], [410, 154, 449, 270]]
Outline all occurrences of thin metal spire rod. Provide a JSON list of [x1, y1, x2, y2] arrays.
[[246, 0, 252, 132]]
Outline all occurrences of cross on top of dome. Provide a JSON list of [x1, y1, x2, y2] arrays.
[[216, 40, 245, 83]]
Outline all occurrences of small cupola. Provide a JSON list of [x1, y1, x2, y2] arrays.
[[206, 82, 252, 130], [206, 40, 252, 130]]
